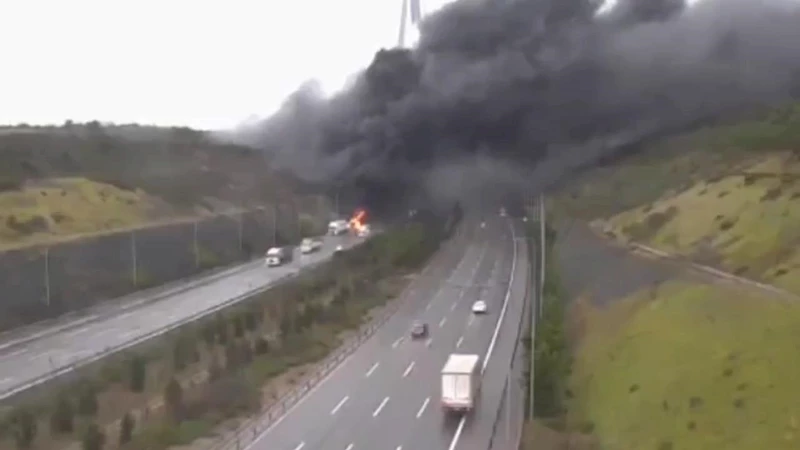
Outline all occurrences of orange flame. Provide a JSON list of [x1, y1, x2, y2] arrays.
[[348, 209, 367, 234]]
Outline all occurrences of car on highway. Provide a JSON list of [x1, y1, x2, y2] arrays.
[[300, 237, 323, 254], [410, 321, 429, 339], [471, 300, 488, 314], [334, 244, 344, 254]]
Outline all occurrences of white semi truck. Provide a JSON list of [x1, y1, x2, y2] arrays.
[[328, 220, 350, 236], [440, 353, 481, 414], [264, 246, 293, 267]]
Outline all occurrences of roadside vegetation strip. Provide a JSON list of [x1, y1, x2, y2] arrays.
[[519, 210, 574, 450], [0, 218, 456, 450]]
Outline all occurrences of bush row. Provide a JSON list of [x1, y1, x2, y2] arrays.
[[523, 216, 571, 419]]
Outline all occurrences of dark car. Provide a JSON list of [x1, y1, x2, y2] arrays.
[[410, 321, 429, 339]]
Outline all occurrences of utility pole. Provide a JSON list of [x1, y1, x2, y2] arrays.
[[539, 194, 545, 318], [193, 221, 200, 268], [131, 231, 138, 286], [272, 205, 278, 246], [43, 247, 50, 306]]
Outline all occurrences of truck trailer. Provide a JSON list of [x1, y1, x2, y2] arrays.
[[440, 353, 481, 414]]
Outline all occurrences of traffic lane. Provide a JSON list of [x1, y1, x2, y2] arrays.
[[335, 222, 512, 450], [244, 236, 489, 450], [307, 244, 501, 450], [361, 264, 513, 450], [0, 234, 361, 393], [452, 232, 529, 450], [397, 255, 516, 450]]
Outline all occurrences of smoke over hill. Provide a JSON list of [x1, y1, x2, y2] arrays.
[[233, 0, 800, 212]]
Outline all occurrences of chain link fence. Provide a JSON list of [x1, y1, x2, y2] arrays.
[[0, 204, 307, 331]]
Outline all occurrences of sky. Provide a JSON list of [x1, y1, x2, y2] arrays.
[[0, 0, 450, 130]]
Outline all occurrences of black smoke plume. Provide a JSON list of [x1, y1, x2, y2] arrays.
[[233, 0, 800, 213]]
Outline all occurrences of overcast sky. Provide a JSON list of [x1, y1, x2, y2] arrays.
[[0, 0, 452, 130]]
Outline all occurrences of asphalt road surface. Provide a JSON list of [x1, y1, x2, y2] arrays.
[[0, 233, 362, 399], [241, 216, 529, 450]]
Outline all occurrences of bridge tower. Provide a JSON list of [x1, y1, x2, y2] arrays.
[[397, 0, 423, 48]]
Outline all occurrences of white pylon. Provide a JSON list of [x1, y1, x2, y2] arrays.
[[397, 0, 423, 48]]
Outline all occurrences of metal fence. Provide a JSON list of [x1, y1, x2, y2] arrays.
[[0, 204, 304, 331]]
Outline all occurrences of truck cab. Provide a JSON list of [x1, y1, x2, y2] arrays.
[[265, 247, 292, 267]]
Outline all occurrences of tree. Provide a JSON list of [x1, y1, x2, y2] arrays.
[[76, 382, 98, 416], [224, 342, 241, 371], [50, 394, 74, 434], [119, 412, 135, 445], [208, 356, 224, 381], [201, 323, 217, 347], [128, 356, 147, 392], [216, 317, 229, 344], [81, 423, 105, 450], [10, 407, 37, 449], [253, 337, 270, 355], [232, 315, 245, 338], [164, 378, 184, 421], [244, 310, 258, 332]]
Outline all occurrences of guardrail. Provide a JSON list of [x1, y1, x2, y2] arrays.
[[487, 196, 546, 450], [486, 220, 534, 450], [0, 243, 354, 402]]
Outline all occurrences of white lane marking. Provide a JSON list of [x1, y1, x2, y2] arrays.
[[416, 397, 430, 418], [373, 397, 390, 417], [403, 361, 415, 377], [439, 317, 447, 328], [450, 301, 457, 311], [293, 443, 305, 450], [456, 336, 463, 348], [397, 447, 403, 450], [345, 444, 354, 450], [366, 362, 379, 377], [448, 219, 518, 450], [331, 395, 349, 415], [1, 348, 26, 358], [392, 337, 403, 349], [467, 315, 474, 326], [425, 302, 432, 311], [425, 338, 433, 347]]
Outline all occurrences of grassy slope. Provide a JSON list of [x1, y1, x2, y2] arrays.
[[0, 124, 329, 249], [549, 102, 800, 449], [568, 281, 800, 450]]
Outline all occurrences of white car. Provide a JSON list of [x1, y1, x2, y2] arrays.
[[472, 300, 488, 314], [334, 244, 344, 253]]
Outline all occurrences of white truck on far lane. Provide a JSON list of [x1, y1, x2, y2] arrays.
[[440, 353, 481, 414], [264, 246, 293, 267]]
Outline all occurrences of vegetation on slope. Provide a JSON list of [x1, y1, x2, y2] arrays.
[[0, 122, 329, 247], [568, 281, 800, 450], [0, 216, 454, 450], [545, 102, 800, 449], [553, 101, 800, 294]]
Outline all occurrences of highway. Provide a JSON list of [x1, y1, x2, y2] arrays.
[[239, 216, 529, 450], [0, 233, 362, 400]]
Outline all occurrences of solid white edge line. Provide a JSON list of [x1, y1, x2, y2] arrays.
[[345, 444, 354, 450], [373, 396, 390, 417], [447, 218, 518, 450], [293, 442, 305, 450]]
